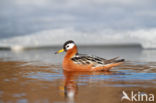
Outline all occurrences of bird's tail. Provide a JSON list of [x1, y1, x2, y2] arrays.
[[94, 58, 125, 71], [113, 59, 125, 63], [104, 58, 125, 70]]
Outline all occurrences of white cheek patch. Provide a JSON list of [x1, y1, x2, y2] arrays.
[[66, 43, 75, 50]]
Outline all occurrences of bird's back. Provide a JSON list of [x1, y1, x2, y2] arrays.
[[71, 53, 124, 68]]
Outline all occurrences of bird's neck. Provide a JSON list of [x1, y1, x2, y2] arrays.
[[65, 46, 78, 59]]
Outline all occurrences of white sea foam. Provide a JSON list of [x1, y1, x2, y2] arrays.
[[0, 28, 156, 50]]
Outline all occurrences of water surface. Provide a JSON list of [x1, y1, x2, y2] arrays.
[[0, 46, 156, 103]]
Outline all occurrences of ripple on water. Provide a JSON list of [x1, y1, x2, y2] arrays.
[[24, 72, 64, 81]]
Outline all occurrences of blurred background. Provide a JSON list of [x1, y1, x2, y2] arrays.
[[0, 0, 156, 49]]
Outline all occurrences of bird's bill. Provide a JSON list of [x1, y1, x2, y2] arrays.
[[55, 49, 64, 54]]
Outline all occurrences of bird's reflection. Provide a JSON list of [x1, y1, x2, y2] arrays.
[[63, 71, 78, 103], [62, 71, 114, 103]]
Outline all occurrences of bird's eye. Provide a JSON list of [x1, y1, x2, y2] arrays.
[[66, 45, 69, 48], [65, 43, 74, 50]]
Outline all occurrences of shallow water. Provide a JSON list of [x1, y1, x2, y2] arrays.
[[0, 46, 156, 103]]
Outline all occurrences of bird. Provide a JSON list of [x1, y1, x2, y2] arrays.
[[55, 40, 125, 72]]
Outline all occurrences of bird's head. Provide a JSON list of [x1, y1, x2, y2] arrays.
[[55, 40, 77, 54]]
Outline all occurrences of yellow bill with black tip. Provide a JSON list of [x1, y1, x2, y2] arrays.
[[55, 49, 64, 54]]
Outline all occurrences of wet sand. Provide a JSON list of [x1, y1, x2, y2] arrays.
[[0, 60, 156, 103]]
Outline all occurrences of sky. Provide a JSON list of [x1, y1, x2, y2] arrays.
[[0, 0, 156, 48], [0, 0, 156, 37]]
